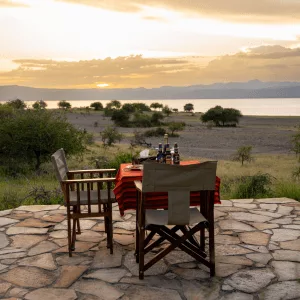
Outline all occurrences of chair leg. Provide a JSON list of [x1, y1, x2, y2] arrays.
[[67, 216, 72, 257], [107, 203, 113, 254], [138, 226, 145, 280], [76, 218, 81, 234], [200, 227, 205, 251], [104, 205, 108, 234], [71, 218, 76, 251], [135, 222, 139, 263], [208, 223, 215, 276]]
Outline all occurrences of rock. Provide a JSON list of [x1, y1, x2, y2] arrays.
[[56, 254, 92, 266], [232, 199, 254, 203], [272, 261, 300, 281], [214, 210, 227, 219], [269, 218, 293, 225], [216, 263, 244, 277], [49, 230, 68, 239], [0, 264, 8, 271], [24, 288, 77, 300], [54, 242, 96, 253], [216, 200, 233, 206], [224, 269, 276, 293], [0, 281, 12, 295], [8, 287, 28, 298], [6, 227, 48, 235], [54, 265, 88, 287], [246, 253, 272, 264], [280, 239, 300, 251], [124, 251, 168, 276], [41, 215, 66, 223], [114, 229, 134, 235], [124, 285, 181, 300], [0, 210, 12, 217], [91, 223, 105, 232], [84, 268, 127, 283], [0, 248, 27, 259], [19, 253, 57, 270], [259, 281, 300, 300], [182, 279, 220, 300], [256, 198, 297, 204], [113, 234, 134, 246], [218, 220, 256, 232], [251, 210, 282, 218], [0, 233, 9, 249], [220, 292, 254, 300], [164, 250, 196, 265], [0, 267, 56, 288], [10, 235, 47, 249], [260, 204, 278, 211], [283, 225, 300, 230], [76, 231, 105, 243], [15, 218, 54, 228], [250, 222, 279, 230], [271, 229, 300, 242], [59, 220, 97, 230], [277, 205, 294, 215], [234, 203, 257, 209], [216, 256, 253, 266], [272, 250, 300, 262], [172, 267, 209, 280], [216, 244, 253, 256], [0, 218, 19, 227], [92, 247, 123, 269], [114, 221, 135, 231], [241, 245, 269, 253], [28, 241, 59, 256], [215, 235, 240, 244], [72, 279, 124, 299], [15, 205, 60, 212], [229, 212, 272, 223], [239, 232, 270, 246]]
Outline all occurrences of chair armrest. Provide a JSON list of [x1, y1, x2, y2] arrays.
[[62, 177, 115, 184], [68, 169, 116, 175], [134, 180, 143, 192]]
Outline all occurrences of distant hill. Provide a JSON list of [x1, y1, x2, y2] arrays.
[[1, 80, 300, 100]]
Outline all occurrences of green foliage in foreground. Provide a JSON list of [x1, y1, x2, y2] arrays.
[[0, 109, 89, 172]]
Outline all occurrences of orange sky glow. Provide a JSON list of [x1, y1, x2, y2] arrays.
[[1, 0, 300, 88]]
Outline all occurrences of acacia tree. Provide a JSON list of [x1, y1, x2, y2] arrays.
[[90, 102, 103, 111], [7, 99, 27, 110], [32, 100, 47, 110], [232, 145, 253, 166], [184, 103, 194, 112], [0, 110, 87, 171], [168, 122, 185, 136], [58, 100, 71, 109], [150, 102, 163, 111], [201, 105, 242, 126], [162, 105, 172, 116]]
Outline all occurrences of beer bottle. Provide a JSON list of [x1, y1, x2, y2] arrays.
[[165, 143, 172, 164], [173, 142, 180, 165], [156, 143, 163, 163]]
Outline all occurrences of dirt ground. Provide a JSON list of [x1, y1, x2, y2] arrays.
[[67, 111, 300, 160]]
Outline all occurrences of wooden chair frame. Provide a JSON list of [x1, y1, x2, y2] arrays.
[[52, 149, 116, 257], [134, 162, 216, 279]]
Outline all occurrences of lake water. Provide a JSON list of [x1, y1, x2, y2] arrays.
[[4, 98, 300, 116]]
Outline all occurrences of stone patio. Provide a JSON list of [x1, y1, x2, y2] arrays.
[[0, 198, 299, 299]]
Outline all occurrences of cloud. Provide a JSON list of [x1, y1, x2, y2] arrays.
[[56, 0, 300, 23], [2, 45, 300, 88], [0, 0, 28, 7]]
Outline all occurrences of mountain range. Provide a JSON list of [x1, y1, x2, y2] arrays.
[[1, 80, 300, 101]]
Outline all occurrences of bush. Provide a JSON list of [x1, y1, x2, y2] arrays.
[[111, 109, 130, 127], [0, 109, 88, 172], [231, 173, 273, 199], [32, 100, 47, 110], [90, 102, 103, 111], [130, 131, 152, 147], [151, 112, 164, 126], [168, 122, 185, 136], [100, 126, 122, 146], [58, 100, 71, 109], [7, 99, 26, 110], [144, 127, 166, 137], [132, 113, 152, 127], [232, 146, 254, 166]]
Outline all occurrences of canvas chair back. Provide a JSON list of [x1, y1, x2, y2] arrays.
[[51, 148, 69, 184], [142, 161, 217, 225]]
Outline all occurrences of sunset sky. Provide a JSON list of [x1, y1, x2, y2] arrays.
[[1, 0, 300, 88]]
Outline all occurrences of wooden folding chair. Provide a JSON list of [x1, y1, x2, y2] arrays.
[[51, 148, 116, 257], [134, 161, 217, 279]]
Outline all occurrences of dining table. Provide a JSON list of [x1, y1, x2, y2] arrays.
[[113, 160, 221, 216]]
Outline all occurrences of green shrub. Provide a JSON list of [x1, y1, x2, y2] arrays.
[[274, 182, 300, 201], [132, 113, 152, 127], [144, 127, 166, 137], [230, 173, 273, 199], [232, 145, 254, 166], [100, 126, 122, 146]]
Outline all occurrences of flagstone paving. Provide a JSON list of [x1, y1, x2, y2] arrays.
[[0, 198, 299, 299]]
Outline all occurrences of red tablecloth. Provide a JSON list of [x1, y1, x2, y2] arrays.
[[113, 160, 221, 216]]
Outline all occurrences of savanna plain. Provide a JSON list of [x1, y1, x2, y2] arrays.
[[1, 108, 300, 211]]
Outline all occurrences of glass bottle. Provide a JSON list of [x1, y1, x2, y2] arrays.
[[165, 143, 172, 164], [173, 142, 180, 165], [156, 143, 163, 163]]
